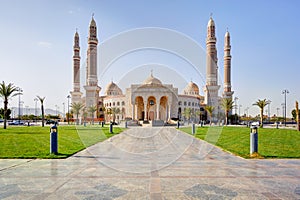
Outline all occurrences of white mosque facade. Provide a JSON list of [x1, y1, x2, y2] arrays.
[[70, 16, 233, 124]]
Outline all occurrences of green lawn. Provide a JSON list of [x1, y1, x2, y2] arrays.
[[0, 125, 124, 159], [180, 126, 300, 158]]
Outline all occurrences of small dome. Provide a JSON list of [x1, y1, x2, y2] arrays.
[[208, 17, 215, 27], [90, 17, 96, 27], [143, 74, 162, 85], [225, 31, 230, 37], [184, 81, 199, 96], [105, 81, 122, 96]]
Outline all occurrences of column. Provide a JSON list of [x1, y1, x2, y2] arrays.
[[156, 104, 160, 120], [168, 104, 171, 121], [144, 101, 147, 121], [132, 103, 135, 120]]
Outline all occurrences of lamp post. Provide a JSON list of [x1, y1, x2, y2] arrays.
[[67, 95, 71, 124], [62, 102, 65, 119], [34, 98, 38, 122], [282, 89, 289, 126], [17, 87, 23, 124], [234, 97, 238, 124], [266, 100, 271, 123]]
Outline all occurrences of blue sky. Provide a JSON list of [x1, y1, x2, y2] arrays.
[[0, 0, 299, 117]]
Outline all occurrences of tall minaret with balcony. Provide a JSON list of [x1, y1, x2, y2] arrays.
[[70, 30, 82, 103], [84, 16, 101, 109], [223, 30, 234, 99], [204, 16, 220, 109]]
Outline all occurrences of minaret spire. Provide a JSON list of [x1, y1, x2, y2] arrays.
[[204, 16, 220, 106], [223, 29, 234, 99], [70, 30, 82, 103], [84, 15, 101, 112]]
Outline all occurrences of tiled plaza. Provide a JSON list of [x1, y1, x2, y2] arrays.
[[1, 127, 300, 199]]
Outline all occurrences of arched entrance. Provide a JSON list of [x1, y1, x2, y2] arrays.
[[135, 96, 144, 120], [147, 96, 156, 121], [160, 96, 168, 121]]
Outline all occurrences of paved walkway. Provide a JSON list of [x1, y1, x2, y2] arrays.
[[1, 127, 300, 199]]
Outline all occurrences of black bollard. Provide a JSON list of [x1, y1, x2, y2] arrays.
[[250, 125, 258, 155], [109, 123, 113, 133], [177, 120, 180, 129], [192, 123, 195, 135], [50, 125, 58, 154], [101, 121, 104, 127]]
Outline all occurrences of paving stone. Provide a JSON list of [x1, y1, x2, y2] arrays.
[[0, 127, 300, 199]]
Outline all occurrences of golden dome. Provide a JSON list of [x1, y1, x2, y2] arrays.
[[105, 81, 122, 96], [184, 81, 199, 95], [143, 74, 162, 85]]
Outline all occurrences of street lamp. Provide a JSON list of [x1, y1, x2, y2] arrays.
[[282, 89, 289, 126], [234, 97, 238, 124], [67, 95, 71, 124], [266, 100, 271, 123], [17, 87, 23, 123], [62, 102, 65, 119], [34, 98, 38, 122]]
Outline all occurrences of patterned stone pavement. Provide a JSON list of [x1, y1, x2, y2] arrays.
[[0, 127, 300, 199]]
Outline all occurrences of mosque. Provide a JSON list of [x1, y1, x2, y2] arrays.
[[70, 16, 233, 124]]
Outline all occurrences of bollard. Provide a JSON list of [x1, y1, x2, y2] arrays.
[[109, 122, 113, 133], [50, 125, 58, 154], [192, 123, 195, 135], [125, 121, 128, 128], [177, 120, 180, 129], [250, 125, 258, 155], [101, 121, 104, 127]]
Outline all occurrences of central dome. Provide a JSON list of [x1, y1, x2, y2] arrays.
[[184, 81, 199, 95], [105, 81, 122, 96], [143, 73, 162, 85]]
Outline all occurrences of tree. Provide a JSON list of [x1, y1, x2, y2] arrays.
[[221, 98, 234, 126], [253, 99, 269, 128], [182, 108, 191, 124], [71, 102, 84, 125], [112, 107, 120, 123], [205, 105, 215, 126], [37, 96, 45, 127], [0, 81, 19, 129], [0, 108, 11, 120], [88, 105, 97, 125]]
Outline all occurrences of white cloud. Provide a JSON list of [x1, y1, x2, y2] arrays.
[[37, 41, 52, 48]]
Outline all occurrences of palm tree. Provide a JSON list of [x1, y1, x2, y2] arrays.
[[71, 102, 84, 125], [82, 107, 88, 125], [205, 105, 215, 126], [0, 81, 18, 129], [183, 108, 191, 124], [36, 96, 45, 127], [221, 98, 234, 126], [253, 99, 269, 128], [111, 107, 120, 123], [88, 105, 97, 125]]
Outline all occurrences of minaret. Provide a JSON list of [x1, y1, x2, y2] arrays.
[[70, 30, 82, 103], [204, 16, 220, 109], [84, 16, 101, 109], [223, 30, 234, 99]]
